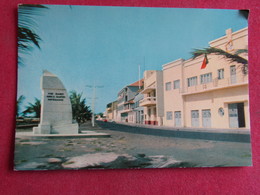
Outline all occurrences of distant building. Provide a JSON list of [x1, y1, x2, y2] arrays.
[[140, 70, 164, 126], [123, 98, 135, 123], [162, 27, 249, 129], [116, 79, 144, 122], [106, 101, 118, 121]]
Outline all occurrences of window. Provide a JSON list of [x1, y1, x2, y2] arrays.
[[165, 82, 171, 91], [200, 73, 212, 84], [148, 108, 151, 116], [187, 76, 197, 87], [118, 105, 124, 111], [166, 111, 173, 120], [218, 69, 224, 80], [149, 90, 156, 97], [173, 80, 180, 89], [230, 65, 236, 84]]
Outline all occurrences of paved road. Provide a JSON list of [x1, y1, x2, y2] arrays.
[[14, 121, 252, 170], [96, 121, 251, 143]]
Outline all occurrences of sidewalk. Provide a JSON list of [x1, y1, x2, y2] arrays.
[[97, 121, 251, 143], [15, 121, 110, 139], [15, 131, 110, 139]]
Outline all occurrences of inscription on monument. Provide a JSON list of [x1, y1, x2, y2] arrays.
[[46, 92, 66, 101]]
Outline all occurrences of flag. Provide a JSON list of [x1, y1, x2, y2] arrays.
[[201, 54, 208, 69]]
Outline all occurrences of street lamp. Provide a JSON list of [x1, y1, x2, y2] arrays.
[[86, 83, 104, 127]]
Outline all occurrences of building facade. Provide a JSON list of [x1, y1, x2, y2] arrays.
[[116, 79, 144, 122], [163, 27, 249, 129], [133, 93, 144, 124], [106, 101, 118, 121], [140, 70, 164, 126]]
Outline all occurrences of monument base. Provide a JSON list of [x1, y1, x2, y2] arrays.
[[33, 124, 51, 134], [52, 123, 79, 134], [33, 123, 79, 134]]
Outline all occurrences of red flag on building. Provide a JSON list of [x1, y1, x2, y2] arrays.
[[201, 54, 208, 69]]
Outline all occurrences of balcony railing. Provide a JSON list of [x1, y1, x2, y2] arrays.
[[139, 97, 156, 106], [121, 107, 133, 113], [181, 76, 248, 95]]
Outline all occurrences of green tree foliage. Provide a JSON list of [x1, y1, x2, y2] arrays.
[[69, 91, 92, 125], [191, 47, 248, 74], [16, 95, 25, 117], [23, 98, 41, 118], [96, 113, 104, 118], [18, 4, 48, 66]]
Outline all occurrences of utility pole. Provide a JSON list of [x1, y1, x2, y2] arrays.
[[86, 83, 104, 127]]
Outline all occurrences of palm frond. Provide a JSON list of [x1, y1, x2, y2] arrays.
[[235, 49, 248, 55], [23, 97, 41, 117], [69, 91, 92, 125], [191, 47, 248, 65], [16, 95, 25, 117], [18, 4, 48, 66], [191, 47, 248, 74]]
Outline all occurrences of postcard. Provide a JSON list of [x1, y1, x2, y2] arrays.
[[15, 4, 251, 170]]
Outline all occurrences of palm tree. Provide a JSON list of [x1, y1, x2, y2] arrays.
[[16, 95, 25, 117], [18, 4, 48, 66], [191, 47, 248, 74], [22, 98, 41, 118], [69, 91, 92, 125]]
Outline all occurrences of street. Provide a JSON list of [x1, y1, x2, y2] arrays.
[[97, 121, 251, 143], [14, 121, 252, 170]]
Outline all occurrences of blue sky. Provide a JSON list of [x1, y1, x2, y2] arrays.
[[18, 5, 248, 113]]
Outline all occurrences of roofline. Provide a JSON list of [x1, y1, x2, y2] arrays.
[[209, 27, 248, 45], [117, 79, 144, 95], [162, 27, 248, 70]]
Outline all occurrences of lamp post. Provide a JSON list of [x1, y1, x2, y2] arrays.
[[86, 83, 104, 127]]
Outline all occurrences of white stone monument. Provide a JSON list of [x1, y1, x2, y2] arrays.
[[33, 70, 79, 134]]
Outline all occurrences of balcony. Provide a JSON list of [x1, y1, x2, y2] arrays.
[[182, 76, 248, 95], [121, 108, 133, 113], [141, 87, 156, 94], [121, 103, 133, 113], [140, 97, 156, 107]]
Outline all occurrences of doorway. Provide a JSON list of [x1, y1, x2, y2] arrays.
[[174, 111, 181, 127], [228, 103, 245, 128], [191, 110, 199, 127]]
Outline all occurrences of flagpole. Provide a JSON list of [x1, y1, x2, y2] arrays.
[[138, 64, 141, 90]]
